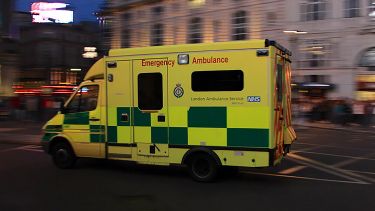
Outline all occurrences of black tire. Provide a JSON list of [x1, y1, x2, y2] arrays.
[[188, 153, 218, 182], [52, 142, 76, 169]]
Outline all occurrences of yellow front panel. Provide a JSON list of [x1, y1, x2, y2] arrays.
[[188, 128, 227, 146], [64, 126, 90, 143], [72, 143, 104, 158], [134, 126, 151, 143]]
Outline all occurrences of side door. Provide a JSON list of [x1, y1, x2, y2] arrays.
[[132, 58, 169, 160], [63, 83, 103, 158], [106, 61, 134, 159]]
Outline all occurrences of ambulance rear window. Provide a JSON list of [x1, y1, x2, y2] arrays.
[[192, 70, 244, 92]]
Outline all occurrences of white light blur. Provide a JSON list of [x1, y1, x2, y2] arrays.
[[82, 52, 98, 58], [84, 47, 97, 52]]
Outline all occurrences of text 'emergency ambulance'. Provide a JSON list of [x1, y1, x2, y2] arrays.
[[192, 56, 229, 64], [142, 59, 175, 67]]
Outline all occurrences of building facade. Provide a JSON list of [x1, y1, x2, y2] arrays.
[[285, 0, 375, 101], [103, 0, 375, 101], [105, 0, 288, 48], [0, 0, 17, 96]]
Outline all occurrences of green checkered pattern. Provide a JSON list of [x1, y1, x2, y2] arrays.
[[107, 107, 269, 148]]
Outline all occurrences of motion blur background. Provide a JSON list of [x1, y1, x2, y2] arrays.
[[0, 0, 374, 127]]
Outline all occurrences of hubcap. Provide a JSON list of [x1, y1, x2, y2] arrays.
[[56, 149, 69, 162], [194, 159, 210, 177]]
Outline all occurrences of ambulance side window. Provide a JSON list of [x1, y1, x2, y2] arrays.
[[65, 85, 99, 113], [192, 70, 243, 91], [138, 73, 163, 110]]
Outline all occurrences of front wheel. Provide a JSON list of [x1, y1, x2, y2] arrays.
[[188, 153, 218, 182], [52, 142, 76, 169]]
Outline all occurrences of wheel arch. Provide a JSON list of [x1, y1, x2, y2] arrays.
[[182, 147, 222, 166], [48, 135, 75, 155]]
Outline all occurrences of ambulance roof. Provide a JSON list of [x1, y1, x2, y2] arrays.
[[109, 39, 290, 57]]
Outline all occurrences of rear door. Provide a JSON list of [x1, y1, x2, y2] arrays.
[[132, 58, 169, 160], [273, 55, 285, 160]]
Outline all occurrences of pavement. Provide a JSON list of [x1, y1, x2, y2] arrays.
[[0, 119, 373, 146], [0, 127, 374, 210]]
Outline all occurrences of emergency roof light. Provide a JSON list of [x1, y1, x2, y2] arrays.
[[178, 54, 189, 65]]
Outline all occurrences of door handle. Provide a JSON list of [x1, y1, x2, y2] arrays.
[[89, 118, 100, 122]]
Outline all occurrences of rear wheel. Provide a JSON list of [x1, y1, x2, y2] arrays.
[[188, 153, 218, 182], [52, 142, 76, 169]]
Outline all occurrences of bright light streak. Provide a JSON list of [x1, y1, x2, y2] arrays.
[[283, 30, 297, 33], [283, 30, 308, 34], [82, 52, 98, 58], [294, 31, 308, 34], [302, 83, 331, 87], [84, 47, 97, 52]]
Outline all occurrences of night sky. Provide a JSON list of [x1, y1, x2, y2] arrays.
[[15, 0, 105, 23]]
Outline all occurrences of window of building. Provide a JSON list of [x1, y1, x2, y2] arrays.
[[122, 13, 132, 21], [65, 85, 99, 113], [300, 0, 327, 21], [267, 12, 277, 26], [369, 0, 375, 20], [151, 23, 164, 46], [344, 0, 360, 18], [192, 70, 244, 91], [138, 73, 163, 110], [122, 28, 131, 48], [121, 13, 132, 48], [299, 40, 330, 68], [66, 72, 78, 85], [359, 47, 375, 67], [152, 6, 164, 17], [50, 71, 63, 85], [188, 17, 203, 43], [213, 20, 221, 42], [232, 11, 248, 40]]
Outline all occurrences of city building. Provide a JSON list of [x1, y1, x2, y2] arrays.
[[104, 0, 288, 48], [0, 0, 17, 96], [102, 0, 375, 101], [17, 23, 100, 88], [285, 0, 375, 101]]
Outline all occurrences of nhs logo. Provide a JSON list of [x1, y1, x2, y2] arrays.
[[247, 96, 261, 102]]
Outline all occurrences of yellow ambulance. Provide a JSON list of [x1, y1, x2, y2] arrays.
[[42, 39, 297, 181]]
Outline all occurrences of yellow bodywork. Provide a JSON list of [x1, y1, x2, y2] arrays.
[[42, 40, 296, 168]]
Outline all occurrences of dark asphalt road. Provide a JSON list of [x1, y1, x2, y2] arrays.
[[0, 128, 374, 211]]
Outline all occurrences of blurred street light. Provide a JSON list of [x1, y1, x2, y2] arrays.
[[82, 46, 98, 59], [283, 30, 308, 35]]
